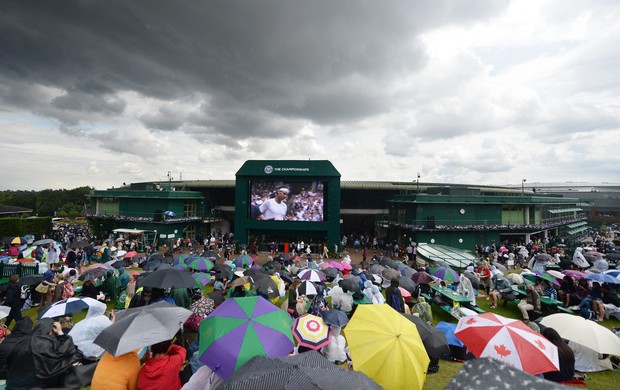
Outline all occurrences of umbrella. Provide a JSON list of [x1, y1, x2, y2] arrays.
[[142, 259, 163, 271], [429, 266, 460, 283], [338, 278, 361, 293], [534, 253, 554, 263], [123, 251, 138, 259], [70, 240, 90, 249], [562, 270, 586, 279], [341, 262, 353, 271], [402, 314, 450, 360], [163, 210, 176, 217], [320, 309, 349, 327], [217, 351, 381, 390], [0, 305, 11, 320], [523, 271, 560, 286], [15, 258, 35, 263], [546, 270, 565, 280], [292, 314, 332, 350], [399, 287, 412, 302], [10, 237, 26, 245], [187, 256, 215, 272], [78, 267, 107, 282], [249, 274, 280, 298], [38, 297, 101, 319], [140, 268, 197, 289], [446, 358, 569, 390], [540, 313, 620, 355], [199, 296, 294, 379], [19, 274, 44, 286], [454, 312, 559, 375], [322, 267, 341, 280], [379, 257, 397, 269], [412, 271, 433, 284], [327, 261, 344, 271], [207, 292, 226, 306], [381, 268, 399, 281], [33, 238, 54, 246], [298, 280, 319, 297], [94, 302, 191, 357], [604, 269, 620, 278], [435, 321, 464, 347], [192, 272, 213, 287], [202, 250, 221, 261], [397, 276, 416, 293], [400, 267, 416, 279], [584, 273, 619, 284], [345, 304, 430, 390], [214, 264, 233, 274], [491, 261, 507, 273], [298, 268, 325, 283], [368, 264, 385, 275], [234, 254, 254, 268]]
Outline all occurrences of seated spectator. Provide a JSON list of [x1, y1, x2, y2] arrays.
[[412, 296, 433, 324], [542, 327, 575, 382], [517, 284, 541, 323], [91, 349, 141, 390], [0, 318, 33, 379], [69, 300, 113, 360], [137, 339, 186, 390], [320, 325, 349, 364]]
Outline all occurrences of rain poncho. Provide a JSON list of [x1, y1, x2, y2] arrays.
[[117, 267, 130, 291], [412, 296, 433, 324], [457, 274, 476, 306], [363, 281, 385, 304], [320, 326, 348, 363], [572, 247, 590, 268], [68, 299, 111, 359], [100, 270, 121, 301]]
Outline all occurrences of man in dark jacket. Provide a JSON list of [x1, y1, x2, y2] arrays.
[[0, 317, 33, 379], [4, 275, 24, 327]]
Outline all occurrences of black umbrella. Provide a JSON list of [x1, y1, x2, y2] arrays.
[[402, 314, 449, 360], [202, 250, 221, 261], [412, 271, 433, 284], [207, 292, 226, 306], [142, 259, 162, 271], [33, 238, 54, 246], [140, 268, 196, 289], [218, 350, 381, 390], [462, 271, 480, 290], [338, 278, 361, 293], [213, 264, 233, 274], [19, 274, 45, 286], [147, 253, 165, 262], [400, 267, 416, 279], [249, 274, 280, 298], [445, 358, 568, 390], [368, 264, 385, 275], [320, 309, 349, 327], [79, 267, 108, 282], [379, 257, 397, 269], [322, 267, 341, 280], [397, 276, 416, 293]]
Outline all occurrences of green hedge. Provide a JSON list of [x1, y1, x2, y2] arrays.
[[0, 217, 52, 238]]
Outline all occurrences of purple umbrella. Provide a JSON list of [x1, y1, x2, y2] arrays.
[[562, 270, 586, 279], [199, 297, 294, 379], [192, 272, 213, 287]]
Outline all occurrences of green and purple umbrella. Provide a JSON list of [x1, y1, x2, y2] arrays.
[[199, 296, 294, 379], [193, 272, 213, 287], [234, 254, 254, 268], [187, 256, 215, 272], [429, 266, 460, 283]]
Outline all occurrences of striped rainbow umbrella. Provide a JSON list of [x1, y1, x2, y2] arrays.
[[292, 314, 331, 350]]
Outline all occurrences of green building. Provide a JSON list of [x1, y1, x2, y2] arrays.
[[378, 186, 586, 250]]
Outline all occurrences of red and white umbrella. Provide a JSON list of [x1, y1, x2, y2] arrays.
[[292, 314, 331, 350], [454, 312, 559, 375]]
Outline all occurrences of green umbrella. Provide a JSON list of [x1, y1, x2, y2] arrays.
[[187, 256, 215, 272]]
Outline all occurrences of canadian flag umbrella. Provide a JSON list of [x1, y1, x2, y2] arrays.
[[454, 312, 560, 376]]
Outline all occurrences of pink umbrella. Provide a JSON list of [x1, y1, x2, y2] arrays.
[[499, 246, 509, 253], [562, 270, 585, 279], [398, 287, 412, 302], [328, 261, 344, 271], [341, 262, 352, 271], [319, 262, 331, 270]]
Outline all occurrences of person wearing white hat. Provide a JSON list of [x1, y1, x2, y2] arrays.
[[258, 187, 289, 220]]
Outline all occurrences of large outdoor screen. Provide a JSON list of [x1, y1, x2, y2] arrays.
[[249, 180, 325, 222]]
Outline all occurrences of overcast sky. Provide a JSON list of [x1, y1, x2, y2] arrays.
[[2, 0, 619, 191]]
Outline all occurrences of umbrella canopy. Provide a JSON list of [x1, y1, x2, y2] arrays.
[[217, 351, 381, 390], [322, 267, 341, 280], [0, 305, 12, 320], [534, 253, 554, 263], [140, 268, 197, 289], [546, 270, 565, 280], [604, 269, 620, 278], [124, 251, 138, 259], [79, 267, 108, 282], [345, 304, 430, 390], [199, 296, 294, 379], [234, 254, 254, 268], [10, 237, 26, 245], [412, 271, 433, 284], [400, 266, 416, 279], [523, 271, 560, 286], [446, 358, 569, 390], [33, 238, 54, 246], [246, 274, 279, 298], [94, 302, 191, 357], [187, 256, 215, 272], [320, 309, 349, 328], [562, 269, 586, 279], [142, 259, 163, 271], [293, 314, 332, 350], [435, 321, 463, 347], [584, 272, 619, 284], [402, 314, 450, 360], [381, 268, 399, 281], [398, 287, 412, 302], [38, 297, 101, 319], [379, 257, 397, 269], [192, 272, 213, 287], [368, 264, 385, 275], [491, 261, 507, 273], [298, 280, 319, 297], [70, 240, 90, 249], [338, 278, 361, 293], [163, 210, 176, 217], [540, 313, 620, 355], [429, 266, 460, 283], [207, 292, 226, 306], [454, 312, 559, 375], [298, 268, 326, 283], [202, 250, 222, 261], [327, 260, 344, 271], [19, 274, 44, 286], [397, 276, 416, 293]]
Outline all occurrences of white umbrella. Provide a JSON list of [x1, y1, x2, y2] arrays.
[[0, 305, 11, 320], [540, 313, 620, 355]]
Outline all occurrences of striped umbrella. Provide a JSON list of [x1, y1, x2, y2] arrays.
[[298, 280, 319, 297], [428, 266, 460, 283], [187, 256, 215, 272], [192, 272, 213, 287], [234, 254, 254, 268], [199, 296, 294, 379], [298, 268, 325, 282], [10, 237, 26, 245], [38, 297, 101, 319], [292, 314, 331, 350]]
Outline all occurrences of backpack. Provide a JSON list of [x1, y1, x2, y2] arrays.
[[391, 289, 403, 312], [20, 285, 30, 300]]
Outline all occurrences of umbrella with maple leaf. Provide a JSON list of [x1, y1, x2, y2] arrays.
[[454, 312, 559, 376]]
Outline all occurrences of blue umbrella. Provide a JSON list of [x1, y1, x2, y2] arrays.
[[584, 273, 619, 284], [435, 321, 464, 347], [320, 309, 349, 327], [163, 210, 176, 217]]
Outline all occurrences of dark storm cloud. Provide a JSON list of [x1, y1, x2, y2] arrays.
[[0, 0, 509, 145]]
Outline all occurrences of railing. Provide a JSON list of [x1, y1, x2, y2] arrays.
[[0, 263, 41, 282]]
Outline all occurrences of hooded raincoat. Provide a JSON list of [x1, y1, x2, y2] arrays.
[[362, 280, 385, 304], [68, 299, 112, 359]]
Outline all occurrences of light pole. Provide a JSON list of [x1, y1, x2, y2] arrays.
[[417, 172, 421, 194], [522, 178, 527, 195]]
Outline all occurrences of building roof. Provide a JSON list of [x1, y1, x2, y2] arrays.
[[0, 204, 33, 215]]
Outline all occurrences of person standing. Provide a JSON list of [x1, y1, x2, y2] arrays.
[[258, 188, 289, 220], [46, 242, 59, 264], [4, 275, 24, 327]]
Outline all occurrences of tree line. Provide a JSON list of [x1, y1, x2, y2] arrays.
[[0, 187, 93, 218]]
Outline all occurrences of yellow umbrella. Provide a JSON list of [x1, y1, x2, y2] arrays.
[[345, 304, 429, 390]]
